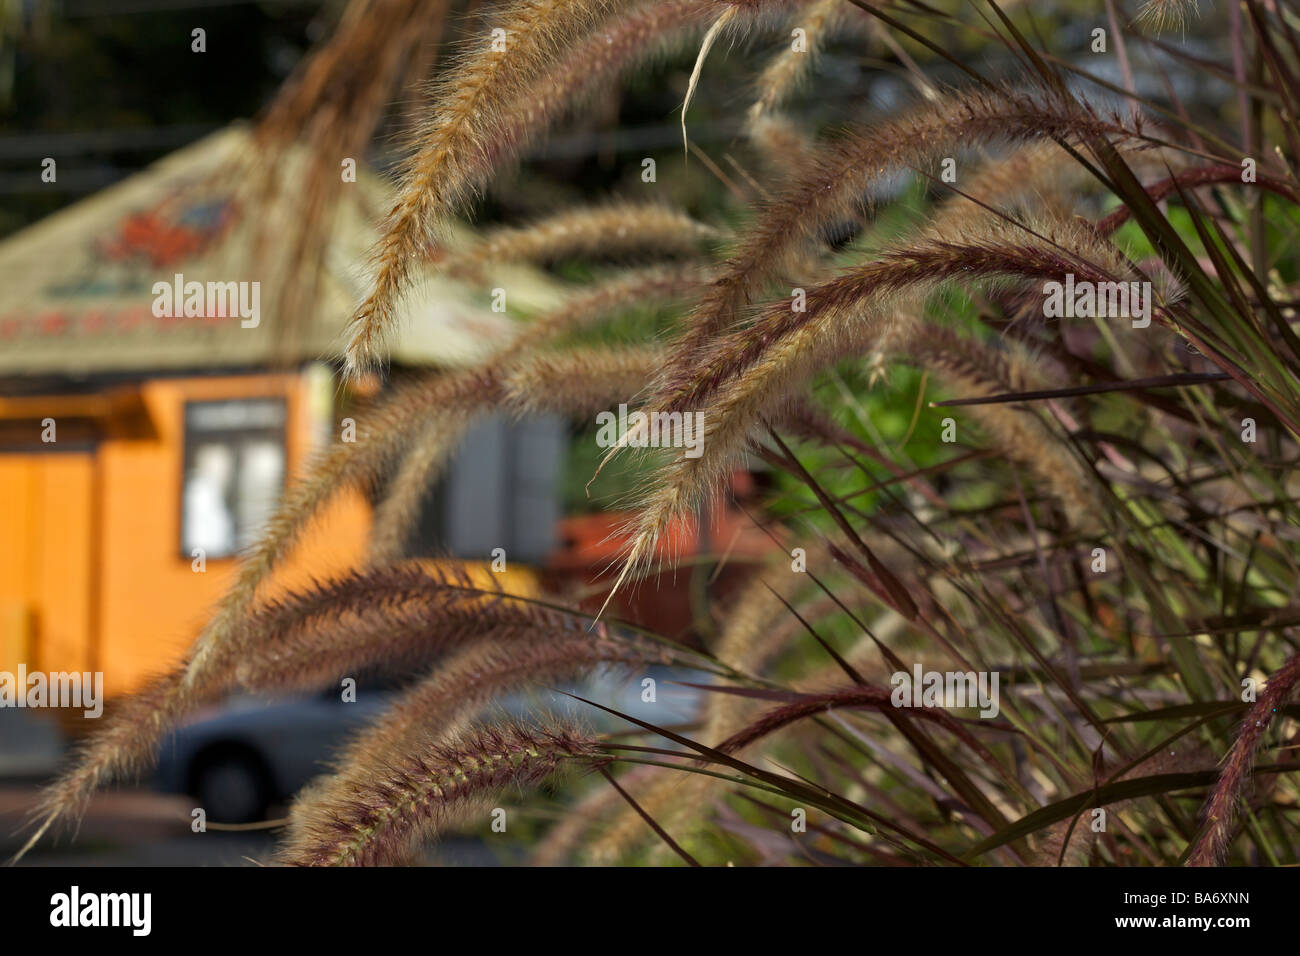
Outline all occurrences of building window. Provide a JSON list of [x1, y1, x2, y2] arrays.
[[181, 398, 287, 559]]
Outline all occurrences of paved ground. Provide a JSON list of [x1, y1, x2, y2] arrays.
[[0, 784, 504, 865], [0, 784, 278, 865]]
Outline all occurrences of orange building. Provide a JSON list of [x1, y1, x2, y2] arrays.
[[0, 128, 554, 702], [0, 127, 773, 712], [0, 370, 372, 700]]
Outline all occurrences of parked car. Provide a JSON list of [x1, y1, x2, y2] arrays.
[[152, 665, 702, 824], [152, 687, 393, 823]]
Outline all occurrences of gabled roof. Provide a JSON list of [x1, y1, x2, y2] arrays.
[[0, 126, 561, 380]]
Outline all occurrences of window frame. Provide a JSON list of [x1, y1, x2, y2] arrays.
[[178, 396, 288, 562]]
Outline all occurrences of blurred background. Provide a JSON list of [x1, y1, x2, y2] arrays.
[[0, 0, 776, 864]]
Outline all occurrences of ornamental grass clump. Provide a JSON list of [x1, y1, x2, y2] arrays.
[[20, 0, 1300, 867]]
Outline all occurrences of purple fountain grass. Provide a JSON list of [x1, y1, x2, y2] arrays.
[[342, 0, 627, 374], [280, 720, 604, 866], [438, 202, 722, 280], [1186, 649, 1300, 866], [650, 86, 1144, 406], [283, 633, 678, 857], [24, 0, 1300, 869]]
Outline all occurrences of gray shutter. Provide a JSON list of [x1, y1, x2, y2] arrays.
[[507, 414, 564, 563], [443, 414, 508, 559], [442, 413, 565, 563]]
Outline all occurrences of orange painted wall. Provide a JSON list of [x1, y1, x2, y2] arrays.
[[0, 370, 372, 699], [0, 453, 94, 677], [0, 458, 39, 672]]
